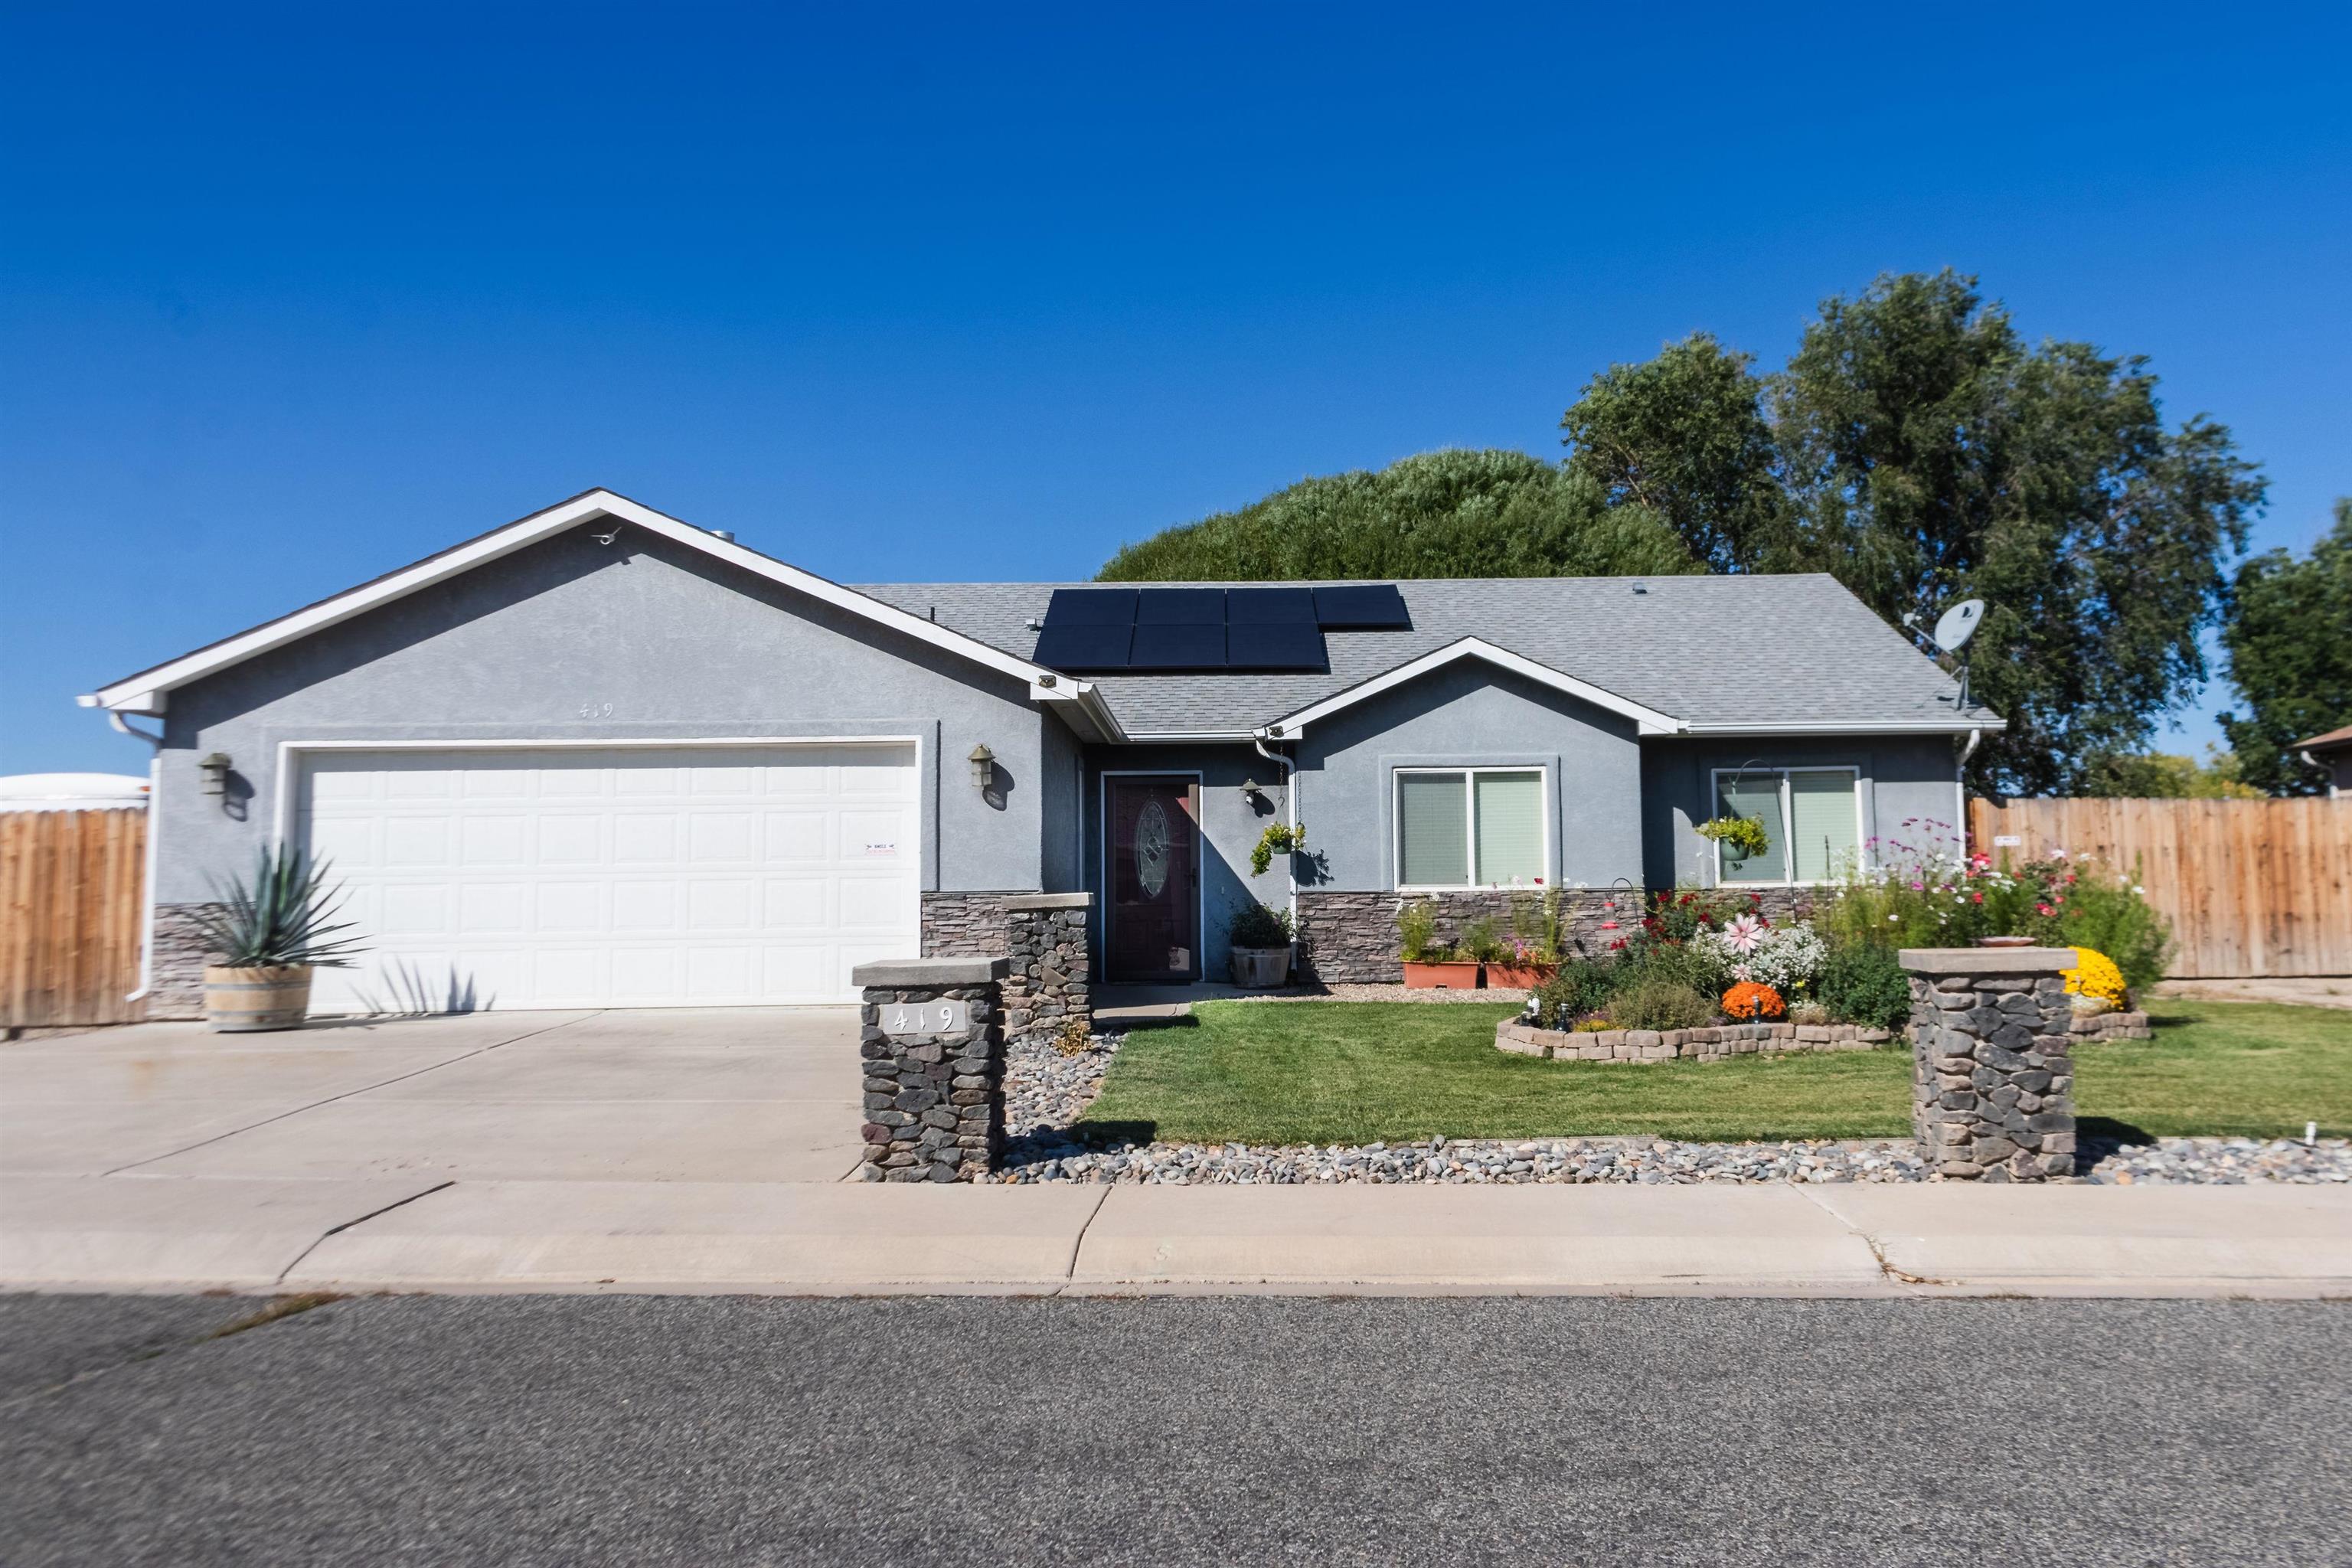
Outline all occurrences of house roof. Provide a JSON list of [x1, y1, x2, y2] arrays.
[[78, 487, 1998, 746], [854, 574, 2004, 739], [2297, 724, 2352, 753]]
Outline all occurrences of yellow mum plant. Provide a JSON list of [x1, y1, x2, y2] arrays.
[[2063, 947, 2127, 1007]]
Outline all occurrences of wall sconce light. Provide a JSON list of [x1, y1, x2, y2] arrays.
[[968, 743, 995, 791], [198, 752, 232, 797], [1240, 777, 1260, 800]]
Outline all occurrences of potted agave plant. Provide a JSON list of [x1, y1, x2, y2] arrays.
[[194, 845, 368, 1031], [1225, 900, 1297, 988]]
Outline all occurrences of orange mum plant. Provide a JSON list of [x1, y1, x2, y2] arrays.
[[1721, 981, 1785, 1021]]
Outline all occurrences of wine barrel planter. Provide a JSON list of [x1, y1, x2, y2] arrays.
[[203, 965, 314, 1032]]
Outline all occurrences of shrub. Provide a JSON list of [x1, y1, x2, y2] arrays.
[[1459, 917, 1508, 965], [2040, 871, 2170, 991], [1817, 942, 1912, 1032], [1533, 955, 1620, 1028], [1619, 935, 1733, 998], [1051, 1015, 1093, 1057], [1700, 917, 1827, 998], [1605, 979, 1717, 1031], [1788, 999, 1831, 1025], [2063, 947, 2128, 1007], [1225, 901, 1295, 949], [1639, 886, 1764, 946], [1722, 981, 1785, 1021], [1396, 900, 1438, 962]]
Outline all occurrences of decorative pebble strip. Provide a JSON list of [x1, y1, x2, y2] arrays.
[[993, 1029, 2350, 1186]]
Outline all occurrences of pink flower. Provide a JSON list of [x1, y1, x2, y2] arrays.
[[1720, 913, 1768, 954], [2037, 902, 2054, 916]]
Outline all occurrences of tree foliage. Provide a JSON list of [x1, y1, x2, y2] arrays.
[[2080, 748, 2261, 800], [1563, 270, 2266, 796], [2218, 498, 2352, 795], [1096, 448, 1699, 583]]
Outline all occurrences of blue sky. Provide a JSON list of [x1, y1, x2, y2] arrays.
[[5, 2, 2347, 774]]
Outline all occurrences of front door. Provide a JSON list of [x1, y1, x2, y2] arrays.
[[1106, 775, 1199, 982]]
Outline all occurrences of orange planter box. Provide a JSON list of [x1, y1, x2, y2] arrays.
[[1402, 961, 1482, 989], [1485, 965, 1556, 990]]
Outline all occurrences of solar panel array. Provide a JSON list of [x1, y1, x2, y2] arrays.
[[1031, 584, 1410, 672]]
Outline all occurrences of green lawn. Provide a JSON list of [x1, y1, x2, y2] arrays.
[[1073, 998, 2351, 1146]]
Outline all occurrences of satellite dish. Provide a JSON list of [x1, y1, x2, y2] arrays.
[[1932, 599, 1984, 653]]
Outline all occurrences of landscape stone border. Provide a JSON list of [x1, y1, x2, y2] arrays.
[[852, 956, 1008, 1183], [2069, 1008, 2154, 1040], [1495, 1018, 1893, 1061], [1901, 947, 2077, 1181]]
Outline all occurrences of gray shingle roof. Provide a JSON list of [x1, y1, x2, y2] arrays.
[[851, 575, 2000, 737]]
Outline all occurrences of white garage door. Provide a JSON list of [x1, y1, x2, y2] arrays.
[[297, 744, 920, 1011]]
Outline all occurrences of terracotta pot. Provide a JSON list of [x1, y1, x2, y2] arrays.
[[1227, 946, 1292, 988], [203, 965, 313, 1032], [1486, 964, 1556, 990], [1402, 961, 1482, 989]]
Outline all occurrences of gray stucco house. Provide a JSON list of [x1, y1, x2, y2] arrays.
[[83, 489, 2003, 1017]]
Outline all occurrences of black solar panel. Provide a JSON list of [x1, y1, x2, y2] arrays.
[[1136, 587, 1226, 624], [1032, 622, 1135, 670], [1226, 623, 1328, 671], [1044, 587, 1138, 626], [1129, 622, 1227, 668], [1227, 586, 1317, 625], [1312, 583, 1410, 629]]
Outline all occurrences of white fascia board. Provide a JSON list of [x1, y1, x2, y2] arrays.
[[1677, 719, 2008, 736], [83, 489, 1071, 714], [1261, 638, 1684, 739]]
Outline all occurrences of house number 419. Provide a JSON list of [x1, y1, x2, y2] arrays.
[[883, 1000, 969, 1036], [576, 701, 614, 718]]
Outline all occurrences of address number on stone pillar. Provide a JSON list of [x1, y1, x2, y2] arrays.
[[881, 999, 970, 1036]]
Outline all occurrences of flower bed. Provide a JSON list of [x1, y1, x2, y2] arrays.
[[1497, 1017, 1892, 1062]]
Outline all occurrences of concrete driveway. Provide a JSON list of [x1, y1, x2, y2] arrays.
[[0, 1009, 867, 1185]]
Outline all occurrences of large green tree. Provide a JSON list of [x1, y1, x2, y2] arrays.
[[2218, 498, 2352, 794], [1564, 271, 2266, 796], [1096, 448, 1700, 583]]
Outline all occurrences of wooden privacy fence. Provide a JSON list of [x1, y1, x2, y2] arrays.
[[1, 809, 148, 1027], [1967, 796, 2352, 979]]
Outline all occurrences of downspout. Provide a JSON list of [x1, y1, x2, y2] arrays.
[[109, 712, 165, 1003], [1253, 733, 1298, 925], [1955, 728, 1982, 861]]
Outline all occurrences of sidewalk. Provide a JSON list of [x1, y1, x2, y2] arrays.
[[5, 1173, 2346, 1298]]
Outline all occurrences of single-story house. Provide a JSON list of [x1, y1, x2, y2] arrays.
[[83, 489, 2003, 1017]]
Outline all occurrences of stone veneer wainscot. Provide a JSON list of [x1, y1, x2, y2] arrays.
[[1296, 889, 1642, 983]]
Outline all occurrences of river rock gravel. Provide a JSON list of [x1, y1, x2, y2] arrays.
[[994, 1027, 2351, 1186]]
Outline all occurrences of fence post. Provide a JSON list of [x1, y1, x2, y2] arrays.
[[851, 956, 1008, 1182]]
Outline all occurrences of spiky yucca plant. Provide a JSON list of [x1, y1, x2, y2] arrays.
[[194, 845, 369, 969]]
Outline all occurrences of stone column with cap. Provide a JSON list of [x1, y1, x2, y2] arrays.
[[851, 956, 1007, 1182], [1900, 947, 2078, 1181], [1001, 892, 1093, 1048]]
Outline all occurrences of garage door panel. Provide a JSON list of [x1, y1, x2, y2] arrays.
[[689, 812, 759, 864], [299, 745, 919, 1008], [537, 815, 603, 864]]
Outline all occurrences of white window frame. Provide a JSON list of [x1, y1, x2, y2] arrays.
[[1391, 766, 1551, 893], [1707, 765, 1866, 888]]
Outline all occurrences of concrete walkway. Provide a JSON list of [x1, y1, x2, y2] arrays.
[[5, 1173, 2345, 1298]]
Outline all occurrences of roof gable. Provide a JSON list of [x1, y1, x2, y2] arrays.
[[82, 490, 1120, 737]]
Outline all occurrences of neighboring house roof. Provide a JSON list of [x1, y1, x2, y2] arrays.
[[855, 575, 2004, 739], [79, 489, 1122, 741], [2295, 724, 2352, 753]]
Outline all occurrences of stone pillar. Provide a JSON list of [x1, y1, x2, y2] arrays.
[[851, 956, 1008, 1183], [1002, 892, 1093, 1048], [1900, 948, 2078, 1181]]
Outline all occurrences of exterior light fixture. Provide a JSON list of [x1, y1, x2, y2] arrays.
[[968, 743, 995, 791], [1241, 776, 1260, 799], [198, 752, 232, 797]]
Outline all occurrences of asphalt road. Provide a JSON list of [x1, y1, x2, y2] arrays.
[[3, 1292, 2346, 1566]]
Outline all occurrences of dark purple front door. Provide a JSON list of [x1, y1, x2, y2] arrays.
[[1106, 776, 1198, 982]]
